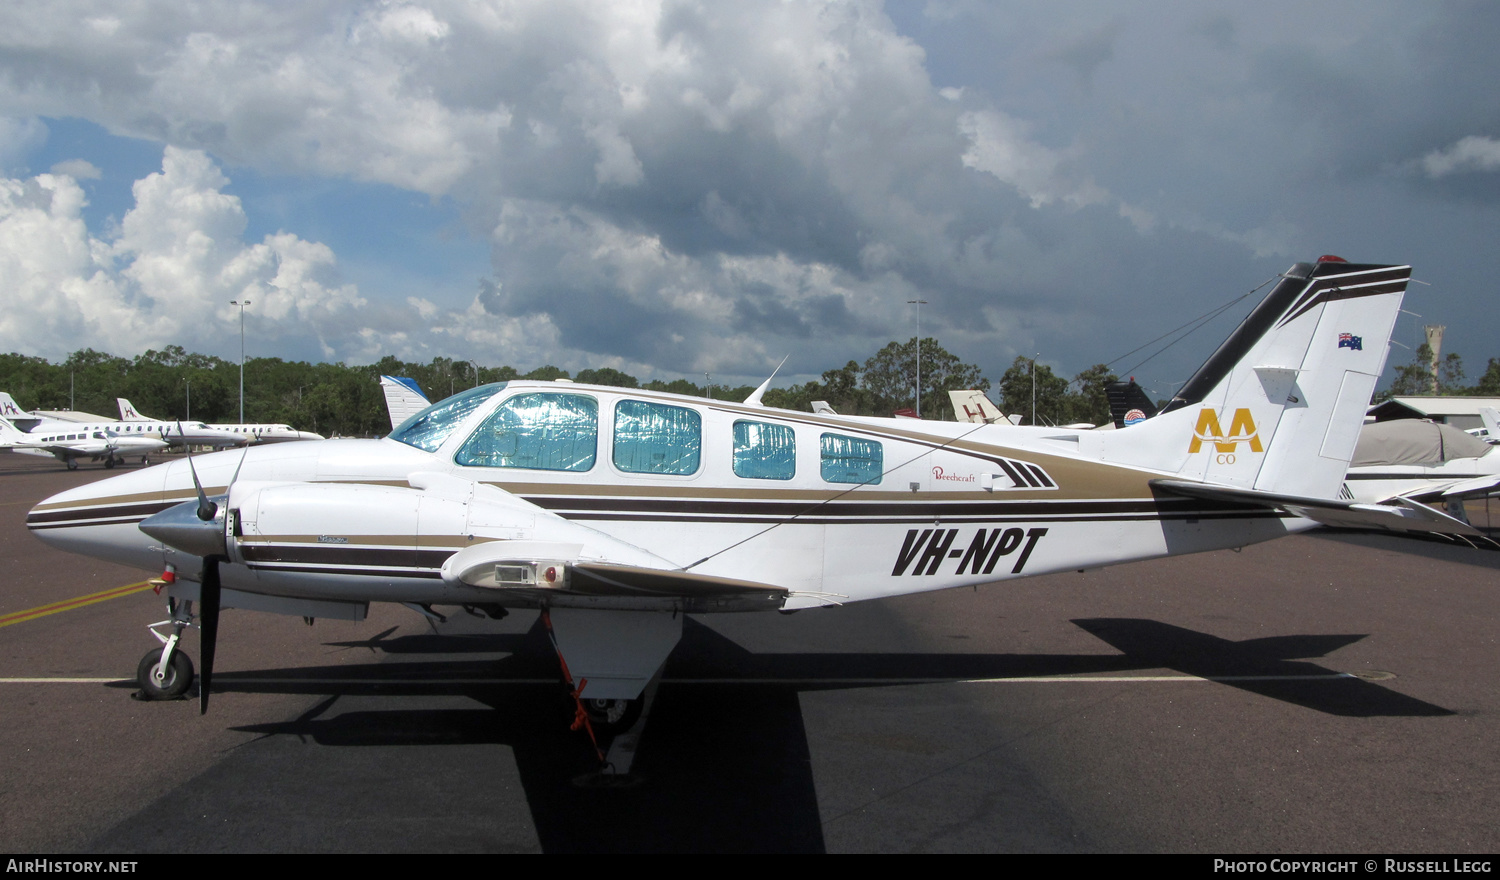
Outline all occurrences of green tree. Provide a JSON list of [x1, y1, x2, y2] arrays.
[[523, 365, 570, 382], [860, 337, 987, 420], [575, 367, 640, 388], [1474, 358, 1500, 396], [998, 356, 1068, 426], [1386, 343, 1468, 397], [642, 378, 703, 396], [1065, 364, 1119, 426]]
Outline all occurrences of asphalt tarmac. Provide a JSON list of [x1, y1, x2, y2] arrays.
[[2, 453, 1497, 853]]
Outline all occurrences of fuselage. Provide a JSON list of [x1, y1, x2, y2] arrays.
[[24, 418, 245, 449], [207, 423, 324, 443], [4, 428, 168, 464], [28, 381, 1304, 611]]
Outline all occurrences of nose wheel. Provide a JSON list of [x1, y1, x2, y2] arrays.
[[136, 647, 193, 699], [135, 595, 197, 701]]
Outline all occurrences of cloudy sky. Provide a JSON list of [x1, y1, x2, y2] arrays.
[[0, 1, 1496, 398]]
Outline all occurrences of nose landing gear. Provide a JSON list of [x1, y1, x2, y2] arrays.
[[134, 595, 196, 701]]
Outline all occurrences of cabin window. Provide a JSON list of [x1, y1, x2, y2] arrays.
[[613, 400, 701, 475], [456, 392, 597, 471], [820, 433, 882, 484], [732, 420, 796, 480], [389, 383, 503, 452]]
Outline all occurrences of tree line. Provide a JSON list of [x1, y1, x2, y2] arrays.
[[0, 341, 1135, 436], [1381, 344, 1500, 398], [25, 335, 1486, 438]]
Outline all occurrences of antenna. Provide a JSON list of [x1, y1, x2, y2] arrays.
[[743, 355, 791, 407]]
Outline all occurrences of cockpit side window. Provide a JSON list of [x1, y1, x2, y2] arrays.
[[389, 383, 504, 453], [820, 432, 882, 484], [455, 392, 598, 471], [613, 400, 701, 475], [732, 420, 796, 480]]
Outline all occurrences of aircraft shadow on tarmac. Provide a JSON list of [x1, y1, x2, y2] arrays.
[[156, 614, 1451, 853]]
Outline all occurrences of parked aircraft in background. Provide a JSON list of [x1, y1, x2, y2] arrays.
[[1344, 419, 1500, 522], [1466, 406, 1500, 446], [0, 393, 246, 449], [118, 399, 321, 444], [379, 376, 431, 431], [1, 416, 167, 469], [948, 390, 1021, 426], [29, 258, 1466, 759], [1105, 380, 1160, 429]]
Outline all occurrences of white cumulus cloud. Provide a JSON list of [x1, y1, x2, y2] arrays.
[[1421, 135, 1500, 177], [0, 146, 375, 361]]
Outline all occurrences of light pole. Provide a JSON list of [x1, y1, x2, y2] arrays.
[[907, 299, 927, 417], [184, 379, 191, 420], [1030, 354, 1039, 427], [230, 299, 252, 423]]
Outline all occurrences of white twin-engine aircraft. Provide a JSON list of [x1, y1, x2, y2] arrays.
[[0, 392, 247, 451], [27, 257, 1467, 737], [1, 417, 169, 469], [117, 398, 324, 444]]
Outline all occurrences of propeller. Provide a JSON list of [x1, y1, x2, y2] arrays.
[[137, 432, 250, 714]]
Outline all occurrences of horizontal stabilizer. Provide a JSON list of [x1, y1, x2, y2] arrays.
[[1151, 478, 1486, 538]]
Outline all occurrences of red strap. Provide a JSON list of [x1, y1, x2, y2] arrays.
[[541, 609, 604, 763]]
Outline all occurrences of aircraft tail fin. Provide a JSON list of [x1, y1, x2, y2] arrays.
[[1479, 406, 1500, 442], [380, 376, 430, 431], [1105, 380, 1159, 428], [949, 390, 1012, 425], [0, 392, 34, 421], [1105, 257, 1409, 500], [0, 416, 29, 444], [117, 398, 152, 421]]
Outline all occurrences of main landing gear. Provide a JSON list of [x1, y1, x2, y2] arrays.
[[135, 593, 196, 700], [583, 697, 644, 734], [538, 608, 662, 785]]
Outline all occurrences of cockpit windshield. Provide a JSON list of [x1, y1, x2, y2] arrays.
[[388, 383, 505, 452]]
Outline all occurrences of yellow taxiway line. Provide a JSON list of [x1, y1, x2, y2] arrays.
[[0, 581, 155, 629]]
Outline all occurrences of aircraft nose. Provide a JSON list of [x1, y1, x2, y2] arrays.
[[25, 464, 173, 571], [138, 497, 228, 559]]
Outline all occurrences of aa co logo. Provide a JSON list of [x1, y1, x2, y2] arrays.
[[1189, 407, 1262, 463]]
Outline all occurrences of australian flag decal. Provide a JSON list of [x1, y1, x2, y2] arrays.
[[1338, 332, 1363, 351]]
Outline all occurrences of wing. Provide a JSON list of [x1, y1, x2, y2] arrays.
[[1391, 473, 1500, 503], [22, 442, 98, 458], [440, 539, 787, 612]]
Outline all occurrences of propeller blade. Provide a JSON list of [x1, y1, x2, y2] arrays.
[[179, 421, 217, 522], [198, 557, 221, 715], [228, 444, 250, 492]]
